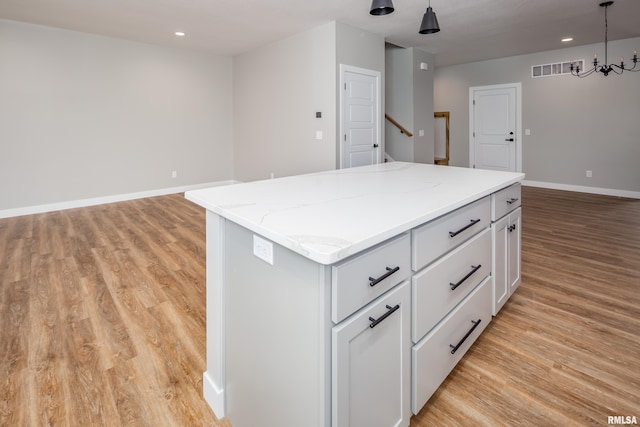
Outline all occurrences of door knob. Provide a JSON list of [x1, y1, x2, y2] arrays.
[[373, 144, 379, 148], [505, 138, 514, 142]]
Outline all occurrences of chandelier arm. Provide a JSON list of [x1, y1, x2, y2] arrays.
[[627, 61, 640, 71], [609, 65, 624, 75], [574, 67, 597, 78]]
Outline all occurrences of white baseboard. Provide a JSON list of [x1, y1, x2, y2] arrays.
[[0, 180, 241, 219], [522, 180, 640, 200], [203, 370, 225, 418]]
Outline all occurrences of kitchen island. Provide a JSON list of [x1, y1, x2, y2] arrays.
[[185, 162, 524, 427]]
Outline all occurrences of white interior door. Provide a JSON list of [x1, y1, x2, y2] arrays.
[[470, 83, 522, 172], [340, 65, 381, 169]]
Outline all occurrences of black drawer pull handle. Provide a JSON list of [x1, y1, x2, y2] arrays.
[[506, 197, 519, 205], [450, 265, 482, 291], [369, 304, 400, 328], [450, 319, 482, 354], [369, 266, 400, 287], [449, 219, 481, 238], [508, 224, 517, 232]]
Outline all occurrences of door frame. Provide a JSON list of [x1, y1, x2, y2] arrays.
[[339, 64, 382, 169], [469, 83, 522, 173]]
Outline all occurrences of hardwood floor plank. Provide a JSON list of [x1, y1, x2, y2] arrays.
[[81, 273, 137, 370], [0, 280, 30, 377], [1, 186, 637, 426]]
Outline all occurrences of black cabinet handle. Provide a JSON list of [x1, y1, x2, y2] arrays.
[[449, 219, 481, 238], [508, 224, 517, 232], [369, 304, 400, 328], [369, 266, 400, 287], [450, 265, 482, 291], [506, 197, 519, 205], [449, 319, 482, 354]]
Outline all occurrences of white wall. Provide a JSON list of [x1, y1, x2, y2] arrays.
[[233, 22, 337, 182], [435, 37, 640, 195], [0, 19, 234, 211]]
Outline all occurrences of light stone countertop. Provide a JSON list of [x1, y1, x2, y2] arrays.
[[185, 162, 525, 265]]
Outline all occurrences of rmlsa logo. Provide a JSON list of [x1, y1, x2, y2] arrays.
[[608, 415, 638, 425]]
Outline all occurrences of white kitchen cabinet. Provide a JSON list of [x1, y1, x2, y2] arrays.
[[332, 234, 410, 324], [332, 281, 411, 427], [492, 207, 521, 315], [412, 277, 492, 413], [411, 228, 491, 343], [185, 162, 524, 427]]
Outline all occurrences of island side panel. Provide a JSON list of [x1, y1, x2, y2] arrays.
[[224, 221, 332, 427], [203, 211, 227, 416]]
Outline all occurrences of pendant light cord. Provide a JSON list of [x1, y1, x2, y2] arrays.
[[604, 3, 609, 66]]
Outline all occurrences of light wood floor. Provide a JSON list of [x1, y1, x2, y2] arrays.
[[1, 187, 638, 426]]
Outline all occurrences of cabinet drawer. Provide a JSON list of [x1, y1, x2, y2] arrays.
[[412, 229, 491, 343], [411, 277, 492, 414], [492, 183, 521, 221], [332, 233, 410, 324], [412, 197, 490, 271]]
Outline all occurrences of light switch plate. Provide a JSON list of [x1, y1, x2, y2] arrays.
[[253, 235, 274, 265]]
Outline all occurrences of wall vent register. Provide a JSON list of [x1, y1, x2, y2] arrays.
[[532, 60, 583, 78]]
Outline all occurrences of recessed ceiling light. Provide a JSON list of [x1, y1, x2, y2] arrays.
[[561, 37, 573, 42], [175, 31, 185, 37]]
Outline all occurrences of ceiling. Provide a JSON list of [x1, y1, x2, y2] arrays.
[[1, 0, 639, 67]]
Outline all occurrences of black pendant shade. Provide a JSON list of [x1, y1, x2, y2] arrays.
[[370, 0, 395, 16], [419, 6, 440, 34]]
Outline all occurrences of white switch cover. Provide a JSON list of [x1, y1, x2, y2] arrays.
[[419, 130, 425, 137], [315, 131, 323, 140], [525, 129, 531, 136], [253, 235, 274, 265]]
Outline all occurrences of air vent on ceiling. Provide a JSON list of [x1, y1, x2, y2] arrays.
[[531, 60, 583, 78]]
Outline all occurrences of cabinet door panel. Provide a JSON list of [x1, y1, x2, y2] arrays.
[[508, 208, 522, 294], [492, 215, 509, 315], [332, 281, 411, 427]]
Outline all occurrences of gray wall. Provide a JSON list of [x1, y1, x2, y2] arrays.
[[336, 22, 386, 167], [385, 45, 414, 162], [435, 37, 640, 194], [0, 19, 389, 214], [0, 19, 234, 211], [233, 22, 337, 182], [412, 49, 435, 164], [385, 46, 435, 163], [233, 21, 386, 181]]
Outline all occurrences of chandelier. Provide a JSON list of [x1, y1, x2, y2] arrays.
[[570, 1, 638, 77]]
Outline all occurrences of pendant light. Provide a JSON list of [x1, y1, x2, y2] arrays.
[[419, 0, 440, 34], [370, 0, 395, 16]]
